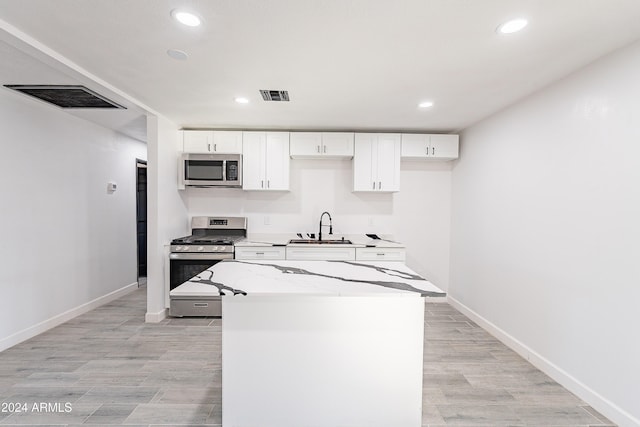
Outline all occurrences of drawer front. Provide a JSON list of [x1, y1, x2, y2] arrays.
[[170, 297, 222, 317], [286, 247, 356, 261], [355, 248, 406, 261], [235, 247, 286, 260]]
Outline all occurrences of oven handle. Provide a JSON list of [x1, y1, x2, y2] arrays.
[[169, 253, 233, 260]]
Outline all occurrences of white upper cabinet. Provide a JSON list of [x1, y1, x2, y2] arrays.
[[242, 132, 290, 191], [290, 132, 354, 158], [353, 133, 401, 192], [429, 134, 459, 159], [182, 130, 242, 154], [182, 130, 211, 153], [212, 131, 243, 153], [401, 133, 459, 160], [400, 134, 429, 157]]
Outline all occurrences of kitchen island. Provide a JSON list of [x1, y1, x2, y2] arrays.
[[171, 259, 445, 427]]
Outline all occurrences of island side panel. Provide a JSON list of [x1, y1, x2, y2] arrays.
[[222, 295, 424, 427]]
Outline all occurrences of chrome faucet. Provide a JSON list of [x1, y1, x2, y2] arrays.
[[318, 211, 333, 241]]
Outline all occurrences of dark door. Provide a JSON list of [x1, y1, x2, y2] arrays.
[[136, 160, 147, 280]]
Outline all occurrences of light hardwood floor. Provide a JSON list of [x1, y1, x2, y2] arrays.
[[0, 287, 615, 426]]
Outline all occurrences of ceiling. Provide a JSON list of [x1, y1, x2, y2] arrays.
[[2, 0, 640, 140]]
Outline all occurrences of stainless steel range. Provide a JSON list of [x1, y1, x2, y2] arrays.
[[169, 216, 247, 317]]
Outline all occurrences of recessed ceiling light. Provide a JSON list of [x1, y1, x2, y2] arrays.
[[171, 9, 202, 27], [167, 49, 188, 60], [497, 18, 528, 34], [418, 101, 434, 108], [235, 97, 249, 104]]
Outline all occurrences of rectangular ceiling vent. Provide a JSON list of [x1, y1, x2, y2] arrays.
[[3, 85, 126, 109], [260, 90, 290, 102]]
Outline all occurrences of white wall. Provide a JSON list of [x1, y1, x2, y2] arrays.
[[0, 88, 147, 351], [450, 41, 640, 426], [185, 158, 452, 290], [145, 114, 188, 321]]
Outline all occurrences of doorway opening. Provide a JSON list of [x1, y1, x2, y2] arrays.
[[136, 159, 147, 286]]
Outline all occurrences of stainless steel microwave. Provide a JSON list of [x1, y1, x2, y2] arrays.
[[179, 153, 243, 187]]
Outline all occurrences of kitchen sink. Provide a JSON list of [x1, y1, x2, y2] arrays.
[[288, 239, 352, 245]]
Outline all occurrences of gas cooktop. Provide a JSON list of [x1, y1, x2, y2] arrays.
[[169, 216, 247, 254], [171, 235, 244, 246]]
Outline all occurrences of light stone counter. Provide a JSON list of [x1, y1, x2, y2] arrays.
[[235, 232, 405, 248], [197, 259, 444, 427], [170, 259, 444, 298]]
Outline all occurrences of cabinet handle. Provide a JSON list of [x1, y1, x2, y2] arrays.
[[323, 145, 326, 153], [256, 252, 265, 255], [432, 147, 435, 156], [261, 180, 264, 188], [214, 143, 217, 151], [208, 143, 211, 151], [372, 182, 375, 190], [376, 253, 385, 256], [267, 180, 270, 188], [317, 145, 320, 153], [378, 181, 381, 190]]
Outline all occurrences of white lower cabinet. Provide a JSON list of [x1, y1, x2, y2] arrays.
[[235, 246, 286, 260], [355, 247, 406, 261], [286, 247, 356, 261]]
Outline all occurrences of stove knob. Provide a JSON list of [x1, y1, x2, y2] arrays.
[[175, 246, 182, 251], [198, 246, 204, 251], [214, 246, 220, 251]]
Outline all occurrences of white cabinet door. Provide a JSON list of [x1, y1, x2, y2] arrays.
[[212, 131, 242, 154], [429, 134, 459, 159], [401, 134, 429, 158], [355, 247, 406, 261], [264, 132, 290, 190], [286, 247, 356, 261], [290, 132, 323, 157], [242, 132, 267, 190], [235, 246, 286, 260], [353, 133, 400, 192], [183, 130, 243, 153], [353, 134, 376, 191], [290, 132, 353, 158], [242, 132, 289, 191], [182, 130, 213, 153], [376, 134, 401, 192], [321, 132, 354, 157], [401, 133, 459, 160]]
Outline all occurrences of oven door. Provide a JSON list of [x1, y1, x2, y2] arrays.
[[169, 252, 233, 290]]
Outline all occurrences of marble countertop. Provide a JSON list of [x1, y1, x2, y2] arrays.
[[234, 233, 405, 248], [170, 259, 445, 298]]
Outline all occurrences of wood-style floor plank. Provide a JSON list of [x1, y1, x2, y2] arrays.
[[0, 288, 614, 426]]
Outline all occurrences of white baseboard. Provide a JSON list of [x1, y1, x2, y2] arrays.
[[0, 282, 139, 353], [447, 296, 640, 427], [145, 308, 167, 323]]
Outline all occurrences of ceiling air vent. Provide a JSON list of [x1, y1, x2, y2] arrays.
[[260, 90, 290, 102], [3, 85, 126, 109]]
